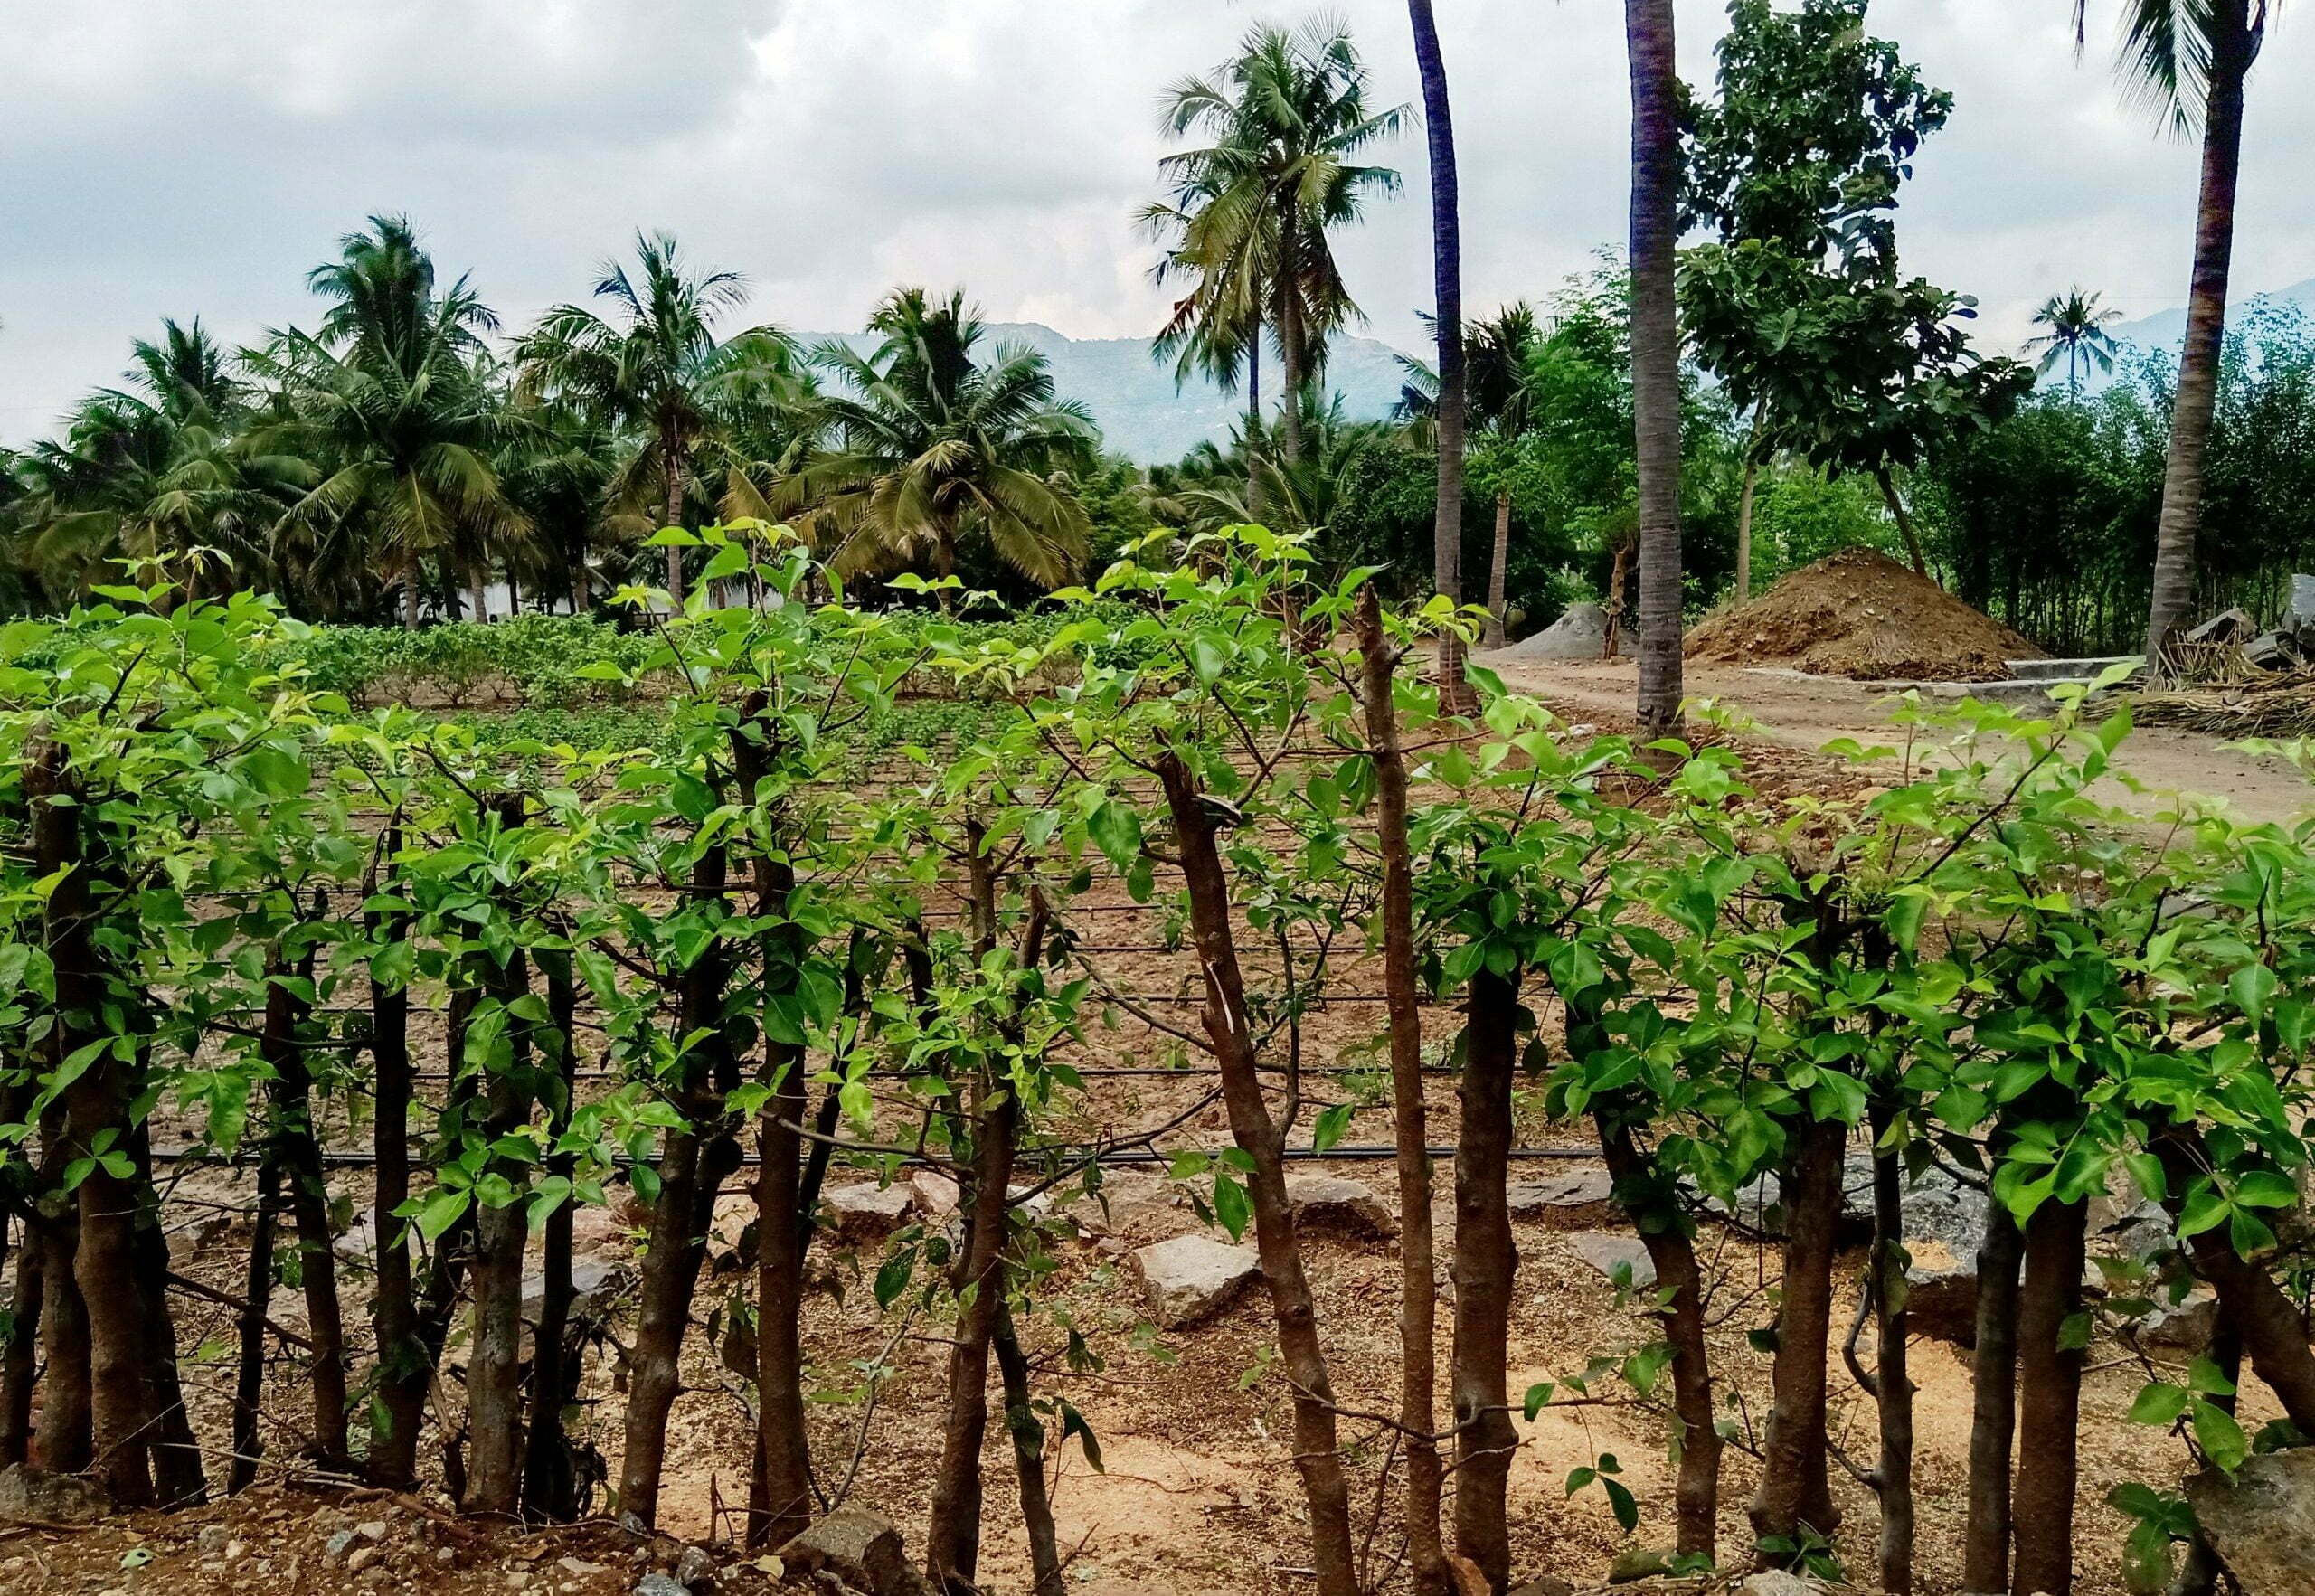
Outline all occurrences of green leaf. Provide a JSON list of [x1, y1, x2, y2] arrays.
[[2127, 1383, 2192, 1426], [1212, 1173, 1250, 1242], [2192, 1401, 2250, 1472], [1086, 800, 1144, 870], [1311, 1102, 1355, 1153], [1602, 1476, 1639, 1534], [1523, 1382, 1556, 1420]]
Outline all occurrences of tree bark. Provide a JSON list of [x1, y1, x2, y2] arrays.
[[367, 840, 424, 1488], [1357, 586, 1450, 1594], [1866, 1115, 1913, 1596], [2155, 1129, 2315, 1432], [2011, 1197, 2087, 1596], [1484, 487, 1512, 650], [616, 837, 741, 1528], [926, 845, 1047, 1595], [1156, 751, 1357, 1596], [1596, 1114, 1721, 1561], [1735, 454, 1759, 604], [663, 428, 689, 605], [0, 1223, 43, 1469], [1749, 1117, 1845, 1557], [1453, 969, 1520, 1589], [2145, 0, 2252, 675], [1410, 0, 1468, 711], [462, 932, 533, 1517], [1247, 330, 1265, 520], [266, 933, 351, 1472], [521, 948, 583, 1521], [1277, 212, 1307, 471], [34, 744, 156, 1507], [1961, 1202, 2023, 1595], [1625, 0, 1685, 743], [403, 555, 423, 629], [994, 1303, 1065, 1596], [1876, 468, 1930, 581], [33, 1100, 89, 1475], [229, 1155, 282, 1495]]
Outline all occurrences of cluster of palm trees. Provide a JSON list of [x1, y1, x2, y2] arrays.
[[5, 221, 1100, 620]]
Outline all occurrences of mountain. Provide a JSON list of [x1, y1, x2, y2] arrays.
[[2103, 275, 2315, 356], [808, 321, 1418, 464]]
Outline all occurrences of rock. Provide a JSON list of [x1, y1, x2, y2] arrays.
[[774, 1507, 927, 1596], [908, 1170, 959, 1217], [1904, 1251, 1980, 1346], [1133, 1235, 1261, 1328], [0, 1464, 110, 1525], [2187, 1447, 2315, 1595], [348, 1546, 383, 1573], [633, 1576, 687, 1596], [673, 1544, 715, 1587], [2187, 606, 2254, 644], [1607, 1546, 1674, 1582], [2133, 1289, 2219, 1353], [1065, 1172, 1181, 1238], [522, 1257, 624, 1323], [821, 1182, 914, 1242], [1700, 1173, 1784, 1232], [197, 1525, 230, 1555], [559, 1557, 603, 1575], [357, 1520, 388, 1542], [1570, 1232, 1656, 1291], [1498, 602, 1621, 660], [1736, 1572, 1814, 1596], [1509, 1579, 1576, 1596], [2291, 572, 2315, 631], [1843, 1154, 1988, 1256], [1284, 1173, 1397, 1237], [1506, 1170, 1615, 1223]]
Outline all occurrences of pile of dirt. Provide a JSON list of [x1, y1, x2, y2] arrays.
[[1686, 547, 2041, 682]]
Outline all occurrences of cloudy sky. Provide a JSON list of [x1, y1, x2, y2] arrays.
[[4, 0, 2310, 443]]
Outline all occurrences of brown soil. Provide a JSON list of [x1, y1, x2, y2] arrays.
[[1685, 549, 2043, 682]]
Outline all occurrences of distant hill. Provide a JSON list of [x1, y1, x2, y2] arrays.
[[808, 321, 1417, 465], [2102, 275, 2315, 358]]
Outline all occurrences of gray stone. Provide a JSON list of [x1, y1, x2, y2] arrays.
[[1064, 1171, 1181, 1238], [2133, 1289, 2219, 1353], [2291, 573, 2315, 631], [325, 1530, 358, 1561], [356, 1519, 388, 1541], [1570, 1232, 1656, 1291], [1499, 602, 1620, 660], [1506, 1169, 1615, 1223], [634, 1575, 688, 1596], [1736, 1573, 1815, 1596], [0, 1464, 109, 1525], [522, 1257, 624, 1324], [1284, 1173, 1398, 1238], [2187, 607, 2254, 644], [1701, 1173, 1784, 1232], [1904, 1257, 1981, 1345], [821, 1182, 914, 1242], [673, 1544, 715, 1587], [1843, 1155, 1988, 1256], [197, 1525, 231, 1554], [774, 1506, 927, 1596], [1133, 1235, 1262, 1328], [2187, 1447, 2315, 1595]]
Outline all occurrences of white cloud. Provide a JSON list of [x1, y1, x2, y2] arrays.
[[2, 0, 2310, 440]]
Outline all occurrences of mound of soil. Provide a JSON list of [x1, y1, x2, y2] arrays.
[[1686, 547, 2041, 682]]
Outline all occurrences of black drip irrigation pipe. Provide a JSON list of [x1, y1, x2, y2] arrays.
[[146, 1143, 1600, 1170]]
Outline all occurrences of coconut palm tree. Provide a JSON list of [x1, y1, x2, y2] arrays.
[[249, 220, 530, 625], [1407, 0, 1469, 726], [2026, 286, 2125, 399], [792, 288, 1096, 599], [2077, 0, 2271, 673], [12, 320, 296, 603], [515, 231, 798, 603], [1627, 0, 1686, 741], [1146, 20, 1404, 474]]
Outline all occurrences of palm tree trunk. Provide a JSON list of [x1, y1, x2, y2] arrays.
[[1277, 217, 1307, 470], [403, 555, 423, 629], [1625, 0, 1684, 743], [1247, 331, 1265, 520], [1411, 0, 1467, 710], [1736, 406, 1766, 604], [2145, 0, 2252, 676], [663, 431, 689, 605], [1484, 487, 1511, 649]]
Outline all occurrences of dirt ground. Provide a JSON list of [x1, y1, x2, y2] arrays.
[[1488, 654, 2315, 828]]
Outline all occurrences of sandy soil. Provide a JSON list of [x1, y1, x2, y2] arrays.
[[1486, 654, 2315, 828]]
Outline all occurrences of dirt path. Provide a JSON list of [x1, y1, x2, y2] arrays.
[[1488, 655, 2315, 827]]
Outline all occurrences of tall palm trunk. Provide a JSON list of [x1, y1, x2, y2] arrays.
[[1411, 0, 1468, 704], [402, 554, 423, 629], [663, 426, 689, 604], [1625, 0, 1684, 741], [2144, 0, 2253, 675], [1277, 215, 1307, 469], [1484, 487, 1511, 648], [1247, 332, 1265, 520]]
